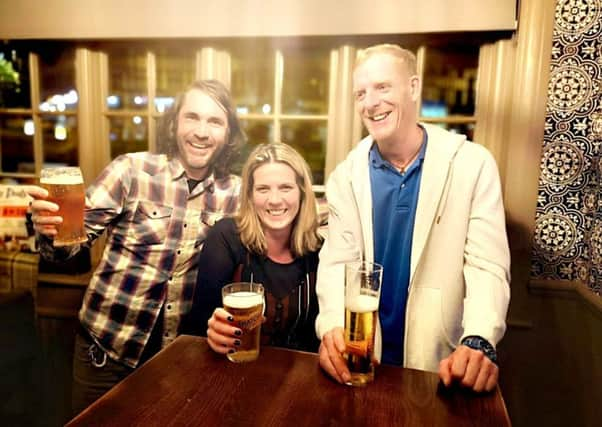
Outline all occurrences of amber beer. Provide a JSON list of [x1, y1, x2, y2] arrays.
[[345, 294, 378, 385], [344, 261, 383, 386], [40, 167, 87, 247], [222, 282, 265, 363]]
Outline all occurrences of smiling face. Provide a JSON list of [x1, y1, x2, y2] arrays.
[[252, 162, 301, 239], [175, 88, 228, 180], [353, 52, 419, 146]]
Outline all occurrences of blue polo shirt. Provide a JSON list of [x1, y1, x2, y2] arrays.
[[369, 132, 427, 365]]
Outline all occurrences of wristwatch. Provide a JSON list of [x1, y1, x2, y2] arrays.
[[461, 335, 498, 364]]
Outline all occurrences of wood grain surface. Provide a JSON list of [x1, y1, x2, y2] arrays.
[[66, 335, 511, 427]]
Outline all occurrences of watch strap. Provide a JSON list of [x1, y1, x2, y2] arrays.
[[461, 335, 498, 364]]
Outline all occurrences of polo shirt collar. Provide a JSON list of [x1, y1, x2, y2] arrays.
[[369, 125, 428, 171]]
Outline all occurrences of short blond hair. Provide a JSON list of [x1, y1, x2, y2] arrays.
[[355, 44, 417, 76], [236, 142, 322, 257]]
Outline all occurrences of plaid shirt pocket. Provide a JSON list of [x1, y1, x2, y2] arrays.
[[130, 201, 173, 245], [200, 210, 225, 228]]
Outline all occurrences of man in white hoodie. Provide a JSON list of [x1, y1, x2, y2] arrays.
[[316, 44, 510, 392]]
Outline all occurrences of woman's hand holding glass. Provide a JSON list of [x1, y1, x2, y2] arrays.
[[206, 308, 243, 355]]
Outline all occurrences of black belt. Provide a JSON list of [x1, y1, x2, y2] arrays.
[[76, 321, 97, 345]]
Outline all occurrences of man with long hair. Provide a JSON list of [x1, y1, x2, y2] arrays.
[[28, 79, 244, 414]]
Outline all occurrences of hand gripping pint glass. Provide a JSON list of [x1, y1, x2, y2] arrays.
[[222, 282, 265, 363], [40, 167, 87, 247], [344, 261, 383, 386]]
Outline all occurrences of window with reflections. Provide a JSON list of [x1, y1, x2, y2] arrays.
[[281, 120, 327, 184], [39, 44, 79, 166], [0, 115, 34, 173], [282, 47, 329, 115], [39, 44, 77, 112], [234, 120, 275, 174], [0, 42, 30, 109], [421, 46, 478, 140], [155, 46, 195, 113], [231, 43, 274, 115], [109, 116, 148, 158], [231, 41, 329, 184], [107, 46, 147, 111], [0, 35, 508, 188], [242, 119, 274, 146], [41, 115, 78, 166]]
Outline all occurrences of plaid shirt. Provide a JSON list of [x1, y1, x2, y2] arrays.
[[39, 152, 240, 367]]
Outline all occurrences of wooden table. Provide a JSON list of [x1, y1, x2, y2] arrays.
[[66, 335, 511, 427]]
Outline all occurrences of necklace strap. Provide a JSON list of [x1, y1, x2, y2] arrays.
[[390, 139, 424, 173]]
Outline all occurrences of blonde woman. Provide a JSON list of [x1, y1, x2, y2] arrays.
[[187, 142, 323, 353]]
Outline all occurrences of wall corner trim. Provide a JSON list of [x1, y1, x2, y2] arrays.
[[529, 279, 602, 316]]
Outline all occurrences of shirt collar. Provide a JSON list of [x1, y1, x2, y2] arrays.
[[167, 157, 215, 194], [168, 157, 187, 180], [369, 125, 429, 170], [369, 142, 387, 169], [416, 124, 428, 163]]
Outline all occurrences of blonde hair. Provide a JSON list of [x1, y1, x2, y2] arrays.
[[237, 142, 322, 257], [355, 43, 417, 76]]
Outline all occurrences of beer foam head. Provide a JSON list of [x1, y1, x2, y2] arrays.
[[40, 173, 83, 185], [223, 291, 264, 309], [346, 294, 379, 313]]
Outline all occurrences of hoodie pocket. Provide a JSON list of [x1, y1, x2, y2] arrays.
[[406, 286, 453, 371]]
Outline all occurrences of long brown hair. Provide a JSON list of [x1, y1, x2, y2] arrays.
[[155, 79, 245, 178]]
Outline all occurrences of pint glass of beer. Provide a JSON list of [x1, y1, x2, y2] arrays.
[[40, 166, 87, 247], [344, 260, 383, 386], [222, 282, 265, 363]]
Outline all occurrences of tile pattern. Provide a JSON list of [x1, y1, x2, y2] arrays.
[[532, 0, 602, 293]]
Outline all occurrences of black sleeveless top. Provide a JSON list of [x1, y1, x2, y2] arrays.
[[186, 218, 320, 352]]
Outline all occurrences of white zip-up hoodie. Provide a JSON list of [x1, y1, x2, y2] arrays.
[[315, 123, 510, 372]]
